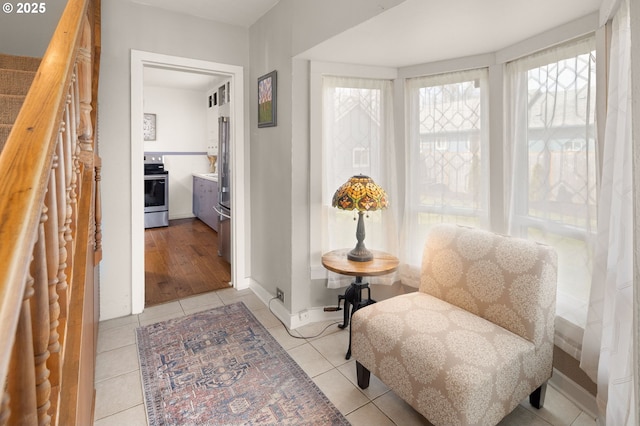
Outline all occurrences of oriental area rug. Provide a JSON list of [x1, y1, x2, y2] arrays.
[[136, 302, 349, 425]]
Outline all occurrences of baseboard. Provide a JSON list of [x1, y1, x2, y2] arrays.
[[549, 367, 598, 419], [289, 305, 343, 330], [168, 213, 195, 220], [248, 279, 343, 330]]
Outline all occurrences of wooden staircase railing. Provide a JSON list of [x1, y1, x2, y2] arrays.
[[0, 0, 101, 424]]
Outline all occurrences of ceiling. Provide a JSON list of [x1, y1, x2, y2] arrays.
[[130, 0, 280, 27], [299, 0, 602, 67], [137, 0, 602, 86]]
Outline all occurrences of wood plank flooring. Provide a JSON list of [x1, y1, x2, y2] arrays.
[[145, 218, 231, 306]]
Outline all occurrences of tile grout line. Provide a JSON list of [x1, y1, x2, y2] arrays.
[[94, 403, 145, 422], [94, 365, 141, 385], [95, 291, 593, 426]]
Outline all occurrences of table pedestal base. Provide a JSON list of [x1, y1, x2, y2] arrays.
[[337, 277, 375, 359], [322, 249, 398, 361]]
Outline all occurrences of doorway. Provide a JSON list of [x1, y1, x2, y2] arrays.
[[131, 50, 248, 314], [145, 218, 231, 306]]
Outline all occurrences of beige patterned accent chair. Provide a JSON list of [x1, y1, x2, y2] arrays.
[[351, 224, 558, 426]]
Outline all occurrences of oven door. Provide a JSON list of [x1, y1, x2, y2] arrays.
[[144, 174, 168, 212]]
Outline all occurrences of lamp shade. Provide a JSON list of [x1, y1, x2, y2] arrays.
[[332, 175, 388, 262], [332, 175, 388, 212]]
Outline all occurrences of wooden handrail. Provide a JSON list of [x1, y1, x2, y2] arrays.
[[0, 0, 101, 423]]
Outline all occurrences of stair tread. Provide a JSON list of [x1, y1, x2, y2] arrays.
[[0, 94, 26, 124], [0, 68, 36, 73], [0, 69, 37, 76], [0, 93, 26, 98], [0, 53, 41, 72], [0, 124, 12, 153], [0, 69, 36, 96], [0, 54, 41, 150]]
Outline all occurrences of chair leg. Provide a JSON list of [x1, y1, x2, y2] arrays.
[[529, 383, 547, 409], [356, 361, 370, 389]]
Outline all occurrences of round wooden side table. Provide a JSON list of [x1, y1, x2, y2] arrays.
[[322, 249, 399, 359]]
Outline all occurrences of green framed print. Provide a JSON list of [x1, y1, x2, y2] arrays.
[[258, 71, 277, 128]]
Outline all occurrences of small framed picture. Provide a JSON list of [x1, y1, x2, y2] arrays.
[[219, 84, 226, 106], [258, 71, 277, 128], [143, 113, 156, 141]]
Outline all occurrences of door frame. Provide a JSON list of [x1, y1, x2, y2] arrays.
[[130, 50, 248, 313]]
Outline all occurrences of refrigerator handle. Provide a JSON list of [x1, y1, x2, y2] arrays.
[[213, 205, 231, 219]]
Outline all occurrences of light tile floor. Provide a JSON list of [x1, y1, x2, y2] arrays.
[[94, 288, 597, 426]]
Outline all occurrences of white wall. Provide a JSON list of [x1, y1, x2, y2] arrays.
[[0, 1, 65, 57], [98, 0, 249, 319], [143, 85, 210, 219], [143, 86, 207, 153]]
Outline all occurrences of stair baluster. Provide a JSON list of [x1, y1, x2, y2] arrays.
[[0, 0, 101, 424], [31, 200, 53, 426]]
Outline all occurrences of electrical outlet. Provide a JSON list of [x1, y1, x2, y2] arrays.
[[276, 288, 284, 303], [299, 310, 309, 321]]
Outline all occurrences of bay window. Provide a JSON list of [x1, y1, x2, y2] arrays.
[[506, 36, 597, 329], [314, 35, 600, 350]]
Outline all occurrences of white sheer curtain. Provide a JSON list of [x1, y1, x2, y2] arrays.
[[322, 76, 399, 288], [505, 37, 598, 350], [401, 69, 489, 288], [581, 0, 636, 424]]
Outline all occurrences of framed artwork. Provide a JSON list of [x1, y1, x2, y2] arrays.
[[143, 113, 156, 141], [258, 71, 277, 128]]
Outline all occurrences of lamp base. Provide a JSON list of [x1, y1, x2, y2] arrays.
[[347, 247, 373, 262], [348, 210, 373, 262]]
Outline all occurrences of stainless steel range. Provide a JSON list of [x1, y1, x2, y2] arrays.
[[144, 155, 169, 228]]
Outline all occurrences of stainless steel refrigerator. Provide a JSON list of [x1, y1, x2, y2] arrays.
[[216, 115, 231, 264]]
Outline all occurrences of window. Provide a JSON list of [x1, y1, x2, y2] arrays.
[[321, 76, 397, 272], [352, 147, 370, 168], [507, 37, 597, 328], [404, 70, 489, 269]]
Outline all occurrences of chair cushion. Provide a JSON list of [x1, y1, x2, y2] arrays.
[[420, 224, 557, 347], [352, 292, 552, 426]]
